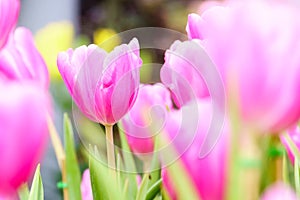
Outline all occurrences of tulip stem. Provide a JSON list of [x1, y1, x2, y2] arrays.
[[226, 77, 262, 200], [105, 125, 116, 171], [46, 114, 69, 200]]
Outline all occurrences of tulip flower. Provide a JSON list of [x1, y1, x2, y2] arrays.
[[186, 0, 300, 132], [81, 169, 93, 200], [160, 40, 210, 107], [0, 0, 19, 49], [281, 125, 300, 164], [0, 27, 49, 88], [57, 38, 141, 125], [58, 38, 141, 169], [121, 83, 172, 155], [260, 182, 298, 200], [0, 81, 49, 196], [162, 100, 228, 200]]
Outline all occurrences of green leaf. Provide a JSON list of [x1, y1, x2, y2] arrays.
[[136, 174, 150, 200], [118, 123, 138, 198], [295, 158, 300, 196], [118, 122, 137, 172], [146, 179, 162, 200], [148, 136, 161, 188], [18, 183, 29, 200], [283, 150, 290, 184], [64, 113, 82, 200], [153, 195, 162, 200], [89, 152, 109, 200], [89, 146, 123, 200], [28, 164, 44, 200]]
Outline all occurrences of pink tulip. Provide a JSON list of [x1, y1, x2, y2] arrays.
[[81, 169, 93, 200], [0, 81, 49, 196], [0, 0, 19, 49], [160, 40, 210, 107], [57, 38, 142, 125], [162, 100, 228, 200], [0, 27, 49, 88], [185, 0, 300, 132], [121, 83, 172, 154], [260, 182, 298, 200], [281, 125, 300, 164]]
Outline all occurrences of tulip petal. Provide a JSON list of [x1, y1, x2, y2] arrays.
[[0, 82, 49, 195], [0, 0, 19, 49]]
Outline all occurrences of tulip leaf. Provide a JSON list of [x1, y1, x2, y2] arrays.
[[146, 179, 162, 200], [28, 164, 44, 200], [18, 183, 29, 200], [136, 174, 150, 200], [118, 122, 137, 172], [153, 195, 162, 200], [89, 153, 109, 200], [64, 113, 82, 200], [148, 136, 161, 188], [283, 150, 290, 184], [89, 146, 122, 200], [295, 158, 300, 196], [118, 123, 138, 197]]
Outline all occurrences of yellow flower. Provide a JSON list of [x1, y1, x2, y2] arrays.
[[93, 28, 121, 52], [35, 21, 74, 81]]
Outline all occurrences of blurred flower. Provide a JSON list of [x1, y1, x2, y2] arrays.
[[186, 0, 300, 132], [0, 27, 49, 88], [93, 28, 121, 52], [281, 125, 300, 164], [0, 81, 49, 196], [35, 21, 74, 81], [162, 99, 228, 200], [121, 83, 172, 155], [260, 182, 298, 200], [197, 1, 223, 14], [160, 40, 212, 107], [57, 38, 142, 125], [0, 0, 19, 49], [81, 169, 93, 200]]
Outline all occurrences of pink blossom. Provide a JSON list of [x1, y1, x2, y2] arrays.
[[186, 0, 300, 132], [162, 100, 228, 200], [57, 38, 142, 125], [160, 40, 210, 107], [121, 83, 172, 154], [0, 27, 49, 88], [197, 1, 223, 15], [0, 81, 49, 196], [0, 0, 19, 49], [81, 169, 93, 200], [260, 182, 298, 200]]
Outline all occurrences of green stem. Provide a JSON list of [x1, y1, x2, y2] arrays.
[[105, 125, 116, 170]]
